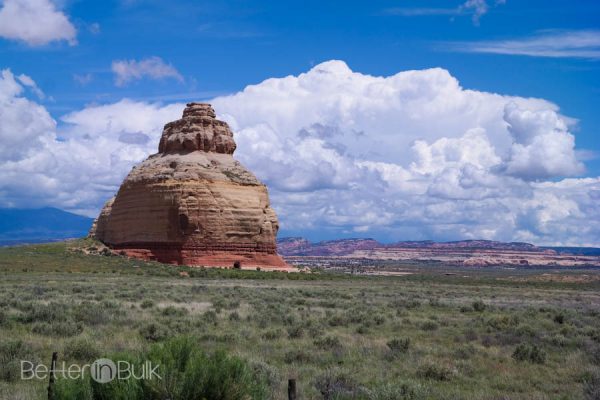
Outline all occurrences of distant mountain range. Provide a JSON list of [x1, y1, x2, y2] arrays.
[[0, 208, 93, 246], [277, 237, 600, 257]]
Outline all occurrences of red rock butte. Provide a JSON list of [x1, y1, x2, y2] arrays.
[[90, 103, 291, 270]]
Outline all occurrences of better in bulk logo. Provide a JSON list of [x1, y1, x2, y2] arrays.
[[91, 358, 117, 383], [21, 358, 161, 382]]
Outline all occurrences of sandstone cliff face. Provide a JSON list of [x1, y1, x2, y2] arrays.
[[93, 103, 289, 270]]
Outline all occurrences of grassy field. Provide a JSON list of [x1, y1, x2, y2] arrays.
[[0, 240, 599, 399]]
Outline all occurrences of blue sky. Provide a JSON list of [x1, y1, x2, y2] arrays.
[[5, 1, 600, 150], [1, 0, 599, 245]]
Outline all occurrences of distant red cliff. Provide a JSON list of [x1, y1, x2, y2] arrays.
[[277, 237, 600, 267]]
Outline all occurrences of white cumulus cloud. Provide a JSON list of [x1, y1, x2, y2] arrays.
[[0, 61, 598, 246], [111, 57, 184, 87], [503, 103, 584, 180], [0, 0, 77, 46], [0, 69, 54, 161]]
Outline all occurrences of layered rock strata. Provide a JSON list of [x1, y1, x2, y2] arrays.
[[92, 103, 290, 270]]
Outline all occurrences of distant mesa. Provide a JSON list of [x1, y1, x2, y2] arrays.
[[277, 237, 600, 267], [278, 237, 549, 257], [277, 237, 381, 256], [91, 103, 291, 270]]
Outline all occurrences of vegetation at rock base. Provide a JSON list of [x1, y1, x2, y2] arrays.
[[0, 239, 599, 399]]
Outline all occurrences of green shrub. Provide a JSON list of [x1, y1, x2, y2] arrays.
[[140, 300, 154, 309], [202, 310, 218, 326], [212, 298, 226, 311], [486, 315, 520, 330], [73, 302, 110, 326], [314, 368, 358, 400], [454, 344, 477, 360], [356, 324, 370, 334], [416, 362, 455, 381], [512, 344, 531, 361], [145, 337, 269, 400], [101, 300, 120, 309], [287, 325, 304, 339], [262, 329, 283, 340], [250, 361, 280, 398], [161, 306, 188, 317], [428, 298, 442, 307], [283, 349, 313, 364], [347, 310, 371, 325], [32, 321, 83, 337], [53, 377, 94, 399], [584, 374, 600, 400], [548, 334, 571, 348], [553, 313, 565, 324], [464, 329, 478, 342], [139, 322, 172, 342], [32, 285, 47, 296], [512, 343, 546, 364], [318, 300, 337, 308], [327, 314, 350, 327], [420, 321, 438, 331], [190, 285, 206, 294], [515, 324, 537, 338], [393, 299, 420, 309], [63, 337, 101, 361], [472, 300, 486, 312], [363, 382, 427, 400], [54, 336, 270, 400], [19, 302, 65, 323], [387, 338, 410, 353], [0, 340, 36, 382], [591, 346, 600, 366], [407, 300, 421, 309], [314, 335, 342, 350]]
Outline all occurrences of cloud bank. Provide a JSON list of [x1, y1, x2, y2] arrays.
[[0, 0, 77, 46], [0, 61, 598, 245]]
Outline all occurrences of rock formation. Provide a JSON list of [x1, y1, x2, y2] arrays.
[[91, 103, 290, 270]]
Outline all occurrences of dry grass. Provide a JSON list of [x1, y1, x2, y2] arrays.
[[0, 241, 599, 399]]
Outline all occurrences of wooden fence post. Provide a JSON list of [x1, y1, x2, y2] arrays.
[[288, 378, 297, 400], [47, 352, 57, 400]]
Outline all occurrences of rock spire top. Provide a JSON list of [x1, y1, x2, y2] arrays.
[[158, 102, 236, 154]]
